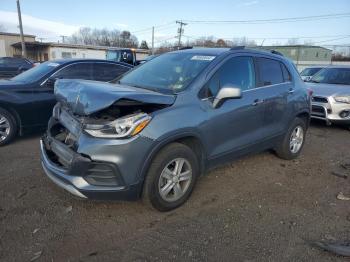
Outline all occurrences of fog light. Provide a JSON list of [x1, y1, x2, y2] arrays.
[[339, 110, 350, 118], [84, 163, 121, 186]]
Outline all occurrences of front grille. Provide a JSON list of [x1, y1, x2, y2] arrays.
[[312, 96, 328, 103], [311, 105, 327, 118]]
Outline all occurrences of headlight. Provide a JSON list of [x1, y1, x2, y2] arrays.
[[334, 96, 350, 104], [84, 113, 151, 138]]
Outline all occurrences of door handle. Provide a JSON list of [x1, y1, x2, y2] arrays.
[[288, 89, 295, 94], [252, 99, 264, 106]]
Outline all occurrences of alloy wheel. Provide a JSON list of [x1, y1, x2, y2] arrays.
[[158, 158, 193, 202], [290, 125, 304, 154], [0, 114, 10, 142]]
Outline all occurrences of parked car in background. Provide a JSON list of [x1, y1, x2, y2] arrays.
[[137, 54, 159, 65], [40, 47, 311, 211], [307, 66, 350, 126], [0, 57, 36, 79], [300, 66, 324, 81], [0, 59, 133, 145]]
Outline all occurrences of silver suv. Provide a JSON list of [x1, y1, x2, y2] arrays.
[[307, 66, 350, 126]]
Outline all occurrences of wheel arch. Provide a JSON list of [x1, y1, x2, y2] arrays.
[[0, 104, 22, 135], [138, 131, 207, 197], [296, 110, 310, 128]]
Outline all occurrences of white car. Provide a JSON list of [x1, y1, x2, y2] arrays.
[[307, 66, 350, 126], [300, 66, 324, 81]]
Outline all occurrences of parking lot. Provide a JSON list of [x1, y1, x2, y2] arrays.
[[0, 122, 348, 261]]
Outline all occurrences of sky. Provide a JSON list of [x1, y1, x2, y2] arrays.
[[0, 0, 350, 47]]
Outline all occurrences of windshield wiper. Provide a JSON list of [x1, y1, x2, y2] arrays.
[[310, 80, 320, 83]]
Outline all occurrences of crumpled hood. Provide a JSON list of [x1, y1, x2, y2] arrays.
[[54, 79, 176, 115], [306, 82, 350, 97]]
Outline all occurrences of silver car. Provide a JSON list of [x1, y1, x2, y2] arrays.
[[307, 66, 350, 126]]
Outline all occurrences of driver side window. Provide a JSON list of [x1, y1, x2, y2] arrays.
[[202, 56, 255, 98]]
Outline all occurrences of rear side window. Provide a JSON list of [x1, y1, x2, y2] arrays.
[[54, 63, 94, 80], [204, 56, 255, 98], [93, 63, 130, 82], [257, 58, 284, 86], [280, 62, 292, 82]]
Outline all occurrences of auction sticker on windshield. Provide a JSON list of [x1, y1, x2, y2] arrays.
[[191, 55, 216, 61]]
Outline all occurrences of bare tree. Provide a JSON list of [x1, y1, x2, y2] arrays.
[[286, 38, 299, 45], [67, 27, 138, 48], [139, 40, 149, 49], [303, 39, 314, 46]]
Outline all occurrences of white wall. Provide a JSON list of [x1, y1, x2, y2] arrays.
[[0, 40, 6, 57], [331, 61, 350, 66], [49, 47, 106, 60]]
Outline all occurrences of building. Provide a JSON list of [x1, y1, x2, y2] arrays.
[[0, 32, 36, 57], [11, 41, 149, 62], [262, 45, 332, 71], [11, 42, 107, 61]]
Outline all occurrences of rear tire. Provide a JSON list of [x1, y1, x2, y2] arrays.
[[142, 143, 199, 212], [0, 108, 17, 146], [275, 118, 307, 160]]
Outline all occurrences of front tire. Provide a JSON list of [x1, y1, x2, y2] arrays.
[[0, 108, 17, 146], [143, 143, 199, 211], [275, 118, 307, 160]]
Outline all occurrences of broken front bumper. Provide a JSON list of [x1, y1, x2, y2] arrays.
[[40, 136, 144, 200]]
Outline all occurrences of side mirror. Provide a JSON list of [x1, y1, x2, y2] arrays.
[[45, 77, 58, 88], [213, 86, 242, 108], [304, 76, 311, 82]]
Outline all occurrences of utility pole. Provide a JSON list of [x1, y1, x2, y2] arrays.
[[60, 35, 67, 43], [176, 20, 187, 49], [151, 26, 155, 55], [16, 0, 27, 58]]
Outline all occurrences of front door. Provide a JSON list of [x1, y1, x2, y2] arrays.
[[200, 56, 266, 162]]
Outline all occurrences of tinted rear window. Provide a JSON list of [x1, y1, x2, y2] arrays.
[[257, 58, 284, 86], [93, 63, 130, 81], [280, 62, 292, 82]]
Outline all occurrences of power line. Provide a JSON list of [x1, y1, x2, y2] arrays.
[[182, 12, 350, 24], [130, 21, 175, 34], [135, 24, 178, 36], [313, 36, 350, 44], [183, 34, 350, 41]]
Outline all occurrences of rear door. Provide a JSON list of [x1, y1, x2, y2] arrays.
[[201, 55, 266, 161], [255, 57, 292, 137], [92, 62, 131, 82]]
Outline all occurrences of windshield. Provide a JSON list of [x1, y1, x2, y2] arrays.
[[11, 61, 60, 83], [300, 67, 322, 76], [119, 52, 216, 93], [311, 67, 350, 85]]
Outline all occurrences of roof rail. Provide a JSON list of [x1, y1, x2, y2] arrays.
[[230, 46, 245, 50], [179, 46, 193, 50], [270, 50, 284, 56]]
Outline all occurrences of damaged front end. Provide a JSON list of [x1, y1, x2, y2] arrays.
[[40, 79, 175, 200]]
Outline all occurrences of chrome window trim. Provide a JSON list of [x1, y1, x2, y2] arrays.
[[242, 81, 292, 93], [40, 61, 131, 86]]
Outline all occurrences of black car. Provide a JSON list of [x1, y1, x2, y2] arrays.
[[0, 57, 35, 79], [0, 59, 133, 145]]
